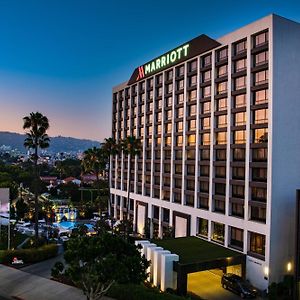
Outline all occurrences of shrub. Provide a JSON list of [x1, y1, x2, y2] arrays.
[[0, 244, 58, 264]]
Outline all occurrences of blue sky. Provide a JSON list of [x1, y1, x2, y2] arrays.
[[0, 0, 299, 141]]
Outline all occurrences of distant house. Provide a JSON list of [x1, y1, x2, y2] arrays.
[[81, 174, 97, 184], [63, 177, 81, 185], [40, 176, 58, 185]]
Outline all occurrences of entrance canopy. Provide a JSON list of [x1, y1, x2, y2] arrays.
[[155, 236, 246, 295]]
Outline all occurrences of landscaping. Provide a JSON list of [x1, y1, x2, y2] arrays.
[[154, 236, 241, 264], [0, 227, 28, 250]]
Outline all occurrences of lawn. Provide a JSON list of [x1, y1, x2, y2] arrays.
[[154, 236, 241, 264]]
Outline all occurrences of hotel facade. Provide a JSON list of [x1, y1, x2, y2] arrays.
[[110, 15, 300, 290]]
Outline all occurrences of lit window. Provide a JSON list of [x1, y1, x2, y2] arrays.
[[249, 232, 265, 257], [254, 89, 268, 105], [234, 112, 246, 126], [254, 31, 268, 47], [235, 40, 247, 54], [217, 65, 228, 77], [234, 130, 246, 144], [235, 76, 246, 90], [254, 70, 268, 85], [235, 59, 247, 72], [234, 94, 246, 108], [202, 70, 211, 82], [255, 51, 268, 66], [216, 132, 227, 145], [217, 81, 227, 94], [254, 109, 268, 124]]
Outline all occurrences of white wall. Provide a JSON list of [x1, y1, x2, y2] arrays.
[[175, 216, 187, 238], [137, 204, 146, 235], [0, 188, 9, 212]]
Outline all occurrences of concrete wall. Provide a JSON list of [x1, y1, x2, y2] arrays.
[[0, 188, 9, 212]]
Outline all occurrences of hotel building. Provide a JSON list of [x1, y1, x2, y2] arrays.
[[110, 15, 300, 290]]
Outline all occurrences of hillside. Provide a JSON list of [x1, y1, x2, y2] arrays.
[[0, 131, 100, 154]]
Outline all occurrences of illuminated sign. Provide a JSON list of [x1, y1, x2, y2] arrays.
[[128, 34, 220, 85]]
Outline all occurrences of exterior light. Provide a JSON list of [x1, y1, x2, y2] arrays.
[[287, 262, 292, 272], [264, 266, 269, 279]]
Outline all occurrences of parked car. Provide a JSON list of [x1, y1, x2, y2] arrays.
[[221, 273, 257, 298]]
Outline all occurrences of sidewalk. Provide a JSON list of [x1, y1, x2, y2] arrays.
[[0, 265, 113, 300]]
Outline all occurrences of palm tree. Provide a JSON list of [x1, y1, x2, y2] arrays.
[[23, 112, 50, 240], [102, 138, 118, 223], [121, 136, 142, 220], [81, 147, 107, 214]]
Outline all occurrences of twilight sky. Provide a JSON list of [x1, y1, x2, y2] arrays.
[[0, 0, 299, 141]]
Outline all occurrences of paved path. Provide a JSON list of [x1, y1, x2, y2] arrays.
[[0, 265, 113, 300]]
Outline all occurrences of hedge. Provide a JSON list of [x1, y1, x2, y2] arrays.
[[107, 283, 202, 300], [0, 244, 58, 264]]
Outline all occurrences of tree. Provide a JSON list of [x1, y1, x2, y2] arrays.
[[15, 198, 29, 220], [23, 112, 50, 240], [121, 136, 142, 220], [102, 138, 118, 225], [81, 147, 107, 214], [61, 229, 149, 300]]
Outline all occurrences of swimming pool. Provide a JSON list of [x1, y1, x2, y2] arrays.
[[56, 221, 94, 230]]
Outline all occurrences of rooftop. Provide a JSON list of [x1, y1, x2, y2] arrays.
[[154, 236, 241, 265]]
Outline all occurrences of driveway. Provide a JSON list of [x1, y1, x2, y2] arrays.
[[188, 270, 241, 300]]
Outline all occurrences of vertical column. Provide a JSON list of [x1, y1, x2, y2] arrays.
[[181, 62, 188, 205], [150, 79, 155, 198], [160, 73, 165, 200], [158, 206, 162, 238], [209, 52, 215, 215], [141, 82, 146, 196], [170, 67, 176, 204], [244, 35, 251, 253], [194, 57, 201, 209]]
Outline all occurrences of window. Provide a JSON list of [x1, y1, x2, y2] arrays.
[[253, 128, 268, 143], [233, 94, 246, 108], [197, 218, 208, 237], [234, 112, 246, 126], [167, 70, 173, 80], [235, 59, 247, 72], [233, 148, 245, 161], [185, 194, 194, 207], [252, 168, 267, 182], [216, 115, 227, 128], [189, 75, 197, 87], [157, 87, 162, 97], [252, 148, 267, 162], [234, 130, 246, 144], [231, 203, 244, 218], [254, 89, 268, 105], [164, 163, 171, 172], [177, 65, 184, 76], [176, 107, 184, 118], [255, 51, 268, 66], [165, 137, 172, 147], [176, 93, 184, 104], [216, 149, 226, 161], [186, 149, 195, 160], [174, 178, 182, 188], [200, 133, 210, 146], [254, 108, 268, 124], [187, 164, 195, 175], [189, 104, 197, 116], [202, 101, 211, 114], [232, 185, 244, 198], [254, 70, 268, 85], [176, 135, 183, 146], [235, 76, 246, 90], [198, 197, 209, 209], [188, 90, 197, 102], [218, 48, 228, 61], [235, 40, 247, 54], [230, 227, 244, 249], [217, 65, 228, 77], [215, 183, 226, 195], [202, 86, 211, 98], [200, 181, 209, 193], [254, 31, 268, 47], [177, 80, 184, 90], [249, 232, 265, 257], [188, 119, 196, 131], [202, 70, 211, 82], [165, 96, 172, 107], [175, 164, 182, 174], [232, 167, 245, 180], [175, 150, 182, 160], [250, 206, 266, 223], [202, 55, 211, 67], [217, 81, 227, 94], [215, 166, 226, 178], [165, 110, 172, 121], [214, 199, 225, 213], [189, 60, 197, 72], [216, 98, 227, 111], [162, 208, 170, 223], [176, 121, 183, 132], [202, 117, 210, 130], [201, 149, 210, 160], [173, 192, 181, 203], [187, 134, 196, 146], [166, 84, 173, 94], [186, 179, 195, 190], [251, 187, 267, 202], [200, 165, 209, 176], [216, 132, 227, 145], [211, 222, 225, 244]]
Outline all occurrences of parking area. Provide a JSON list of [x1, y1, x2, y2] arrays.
[[188, 270, 241, 300]]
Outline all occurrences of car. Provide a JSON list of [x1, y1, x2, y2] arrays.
[[221, 273, 257, 298]]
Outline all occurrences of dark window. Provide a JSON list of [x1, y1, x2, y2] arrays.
[[252, 148, 268, 162], [250, 206, 266, 223], [235, 40, 247, 55], [230, 227, 244, 249], [185, 194, 194, 207], [162, 208, 170, 223], [200, 165, 210, 176], [251, 187, 267, 202], [215, 183, 226, 195], [215, 166, 226, 178], [173, 192, 181, 203], [232, 185, 245, 198], [153, 205, 159, 219], [201, 149, 210, 160], [200, 181, 209, 193], [187, 164, 195, 176], [233, 148, 245, 161], [212, 222, 225, 244], [197, 218, 208, 237], [214, 199, 225, 213], [216, 149, 226, 161], [252, 168, 267, 182], [231, 203, 244, 218], [232, 167, 245, 180], [249, 232, 265, 257], [198, 197, 209, 210]]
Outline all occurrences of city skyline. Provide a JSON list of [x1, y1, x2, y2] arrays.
[[0, 1, 300, 141]]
